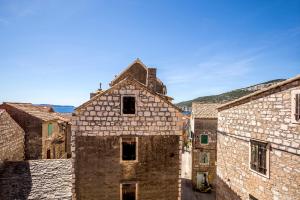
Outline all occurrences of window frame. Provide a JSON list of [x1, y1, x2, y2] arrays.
[[200, 134, 209, 145], [291, 89, 300, 124], [199, 152, 210, 165], [121, 95, 137, 115], [249, 139, 270, 178], [120, 137, 138, 163], [120, 182, 138, 200]]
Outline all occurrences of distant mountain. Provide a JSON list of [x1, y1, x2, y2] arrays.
[[37, 104, 75, 113], [177, 79, 285, 108]]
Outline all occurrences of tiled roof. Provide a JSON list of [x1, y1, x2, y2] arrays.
[[0, 109, 5, 116], [192, 103, 220, 119], [4, 103, 69, 122]]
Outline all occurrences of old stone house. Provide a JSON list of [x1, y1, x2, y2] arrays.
[[217, 75, 300, 200], [0, 109, 24, 161], [0, 103, 71, 160], [191, 103, 219, 190], [71, 59, 183, 200]]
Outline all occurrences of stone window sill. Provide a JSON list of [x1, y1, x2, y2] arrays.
[[249, 168, 269, 179]]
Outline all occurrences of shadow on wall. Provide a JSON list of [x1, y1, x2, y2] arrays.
[[0, 161, 32, 200], [216, 175, 241, 200]]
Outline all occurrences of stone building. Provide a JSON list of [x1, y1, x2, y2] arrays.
[[190, 103, 219, 190], [0, 103, 71, 160], [0, 109, 24, 161], [71, 60, 183, 200], [217, 75, 300, 200]]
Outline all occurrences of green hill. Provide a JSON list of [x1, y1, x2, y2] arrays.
[[177, 79, 285, 107]]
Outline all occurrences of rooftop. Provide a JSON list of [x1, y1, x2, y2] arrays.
[[192, 103, 220, 119], [3, 102, 70, 122]]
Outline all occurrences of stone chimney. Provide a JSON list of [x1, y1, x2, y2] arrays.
[[147, 68, 157, 92], [90, 83, 102, 99]]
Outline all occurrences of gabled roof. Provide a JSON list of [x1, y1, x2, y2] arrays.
[[3, 102, 69, 122], [76, 77, 182, 112], [110, 58, 148, 85], [192, 103, 220, 119], [218, 74, 300, 110]]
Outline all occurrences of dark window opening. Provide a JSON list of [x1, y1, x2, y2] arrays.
[[250, 140, 267, 175], [122, 138, 136, 161], [123, 96, 136, 114], [122, 183, 136, 200], [47, 149, 51, 159], [249, 194, 258, 200], [295, 93, 300, 121]]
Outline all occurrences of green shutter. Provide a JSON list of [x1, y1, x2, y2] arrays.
[[48, 124, 53, 137], [201, 135, 208, 144]]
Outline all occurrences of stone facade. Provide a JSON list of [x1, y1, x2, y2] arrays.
[[72, 66, 182, 200], [42, 121, 71, 159], [217, 76, 300, 200], [0, 103, 71, 160], [191, 103, 219, 190], [192, 118, 217, 188], [0, 159, 72, 199], [0, 109, 24, 161]]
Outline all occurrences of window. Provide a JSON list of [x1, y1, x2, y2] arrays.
[[249, 194, 258, 200], [48, 123, 53, 137], [296, 93, 300, 121], [122, 138, 137, 161], [121, 183, 136, 200], [292, 91, 300, 122], [199, 152, 209, 164], [200, 134, 208, 144], [250, 140, 268, 175], [123, 96, 136, 114]]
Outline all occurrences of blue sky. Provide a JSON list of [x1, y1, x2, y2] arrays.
[[0, 0, 299, 106]]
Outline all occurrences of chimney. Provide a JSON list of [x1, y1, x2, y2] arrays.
[[147, 68, 157, 92], [90, 83, 102, 99]]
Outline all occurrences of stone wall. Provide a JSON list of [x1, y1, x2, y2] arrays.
[[192, 118, 217, 188], [0, 159, 72, 199], [0, 104, 43, 160], [217, 80, 300, 200], [72, 78, 182, 200], [75, 135, 180, 200], [0, 110, 24, 161]]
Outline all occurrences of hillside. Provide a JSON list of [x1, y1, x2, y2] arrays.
[[177, 79, 285, 107]]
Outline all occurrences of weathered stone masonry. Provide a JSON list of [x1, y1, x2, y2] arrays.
[[0, 109, 24, 161], [72, 77, 183, 200], [0, 159, 72, 200], [217, 77, 300, 200]]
